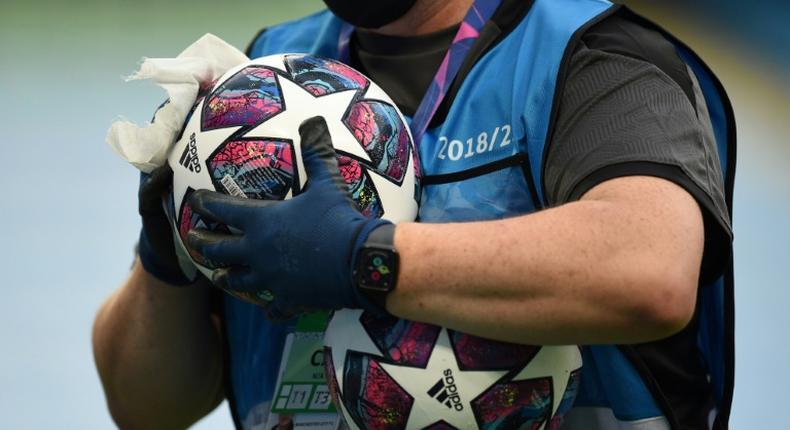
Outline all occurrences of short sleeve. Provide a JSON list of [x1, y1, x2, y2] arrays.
[[543, 41, 732, 282]]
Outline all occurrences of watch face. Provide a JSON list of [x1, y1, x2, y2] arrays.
[[358, 249, 396, 292]]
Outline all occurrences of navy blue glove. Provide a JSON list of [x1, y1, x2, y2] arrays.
[[138, 165, 194, 285], [186, 116, 390, 314]]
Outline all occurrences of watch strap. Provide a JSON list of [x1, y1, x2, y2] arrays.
[[366, 222, 396, 248]]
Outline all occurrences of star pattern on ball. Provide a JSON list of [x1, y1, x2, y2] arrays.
[[324, 310, 383, 395], [379, 329, 508, 429], [246, 75, 372, 173], [243, 75, 417, 218], [511, 346, 583, 419]]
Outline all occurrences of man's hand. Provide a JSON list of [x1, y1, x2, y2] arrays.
[[137, 165, 195, 285], [186, 117, 389, 315]]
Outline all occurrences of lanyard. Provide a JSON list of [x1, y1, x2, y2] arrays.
[[337, 0, 502, 148]]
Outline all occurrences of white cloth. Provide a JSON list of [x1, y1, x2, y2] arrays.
[[106, 33, 249, 173]]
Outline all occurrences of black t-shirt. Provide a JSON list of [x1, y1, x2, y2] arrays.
[[350, 8, 731, 430]]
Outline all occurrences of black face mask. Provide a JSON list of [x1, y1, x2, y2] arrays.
[[323, 0, 418, 28]]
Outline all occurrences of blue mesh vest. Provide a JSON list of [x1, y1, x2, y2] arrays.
[[225, 0, 736, 428]]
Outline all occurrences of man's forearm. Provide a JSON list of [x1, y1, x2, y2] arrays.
[[387, 176, 704, 346], [92, 259, 224, 429]]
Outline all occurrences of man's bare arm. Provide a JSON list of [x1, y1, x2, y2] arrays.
[[388, 176, 704, 345], [92, 259, 224, 429]]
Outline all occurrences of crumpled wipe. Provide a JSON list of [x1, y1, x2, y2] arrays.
[[106, 33, 249, 173]]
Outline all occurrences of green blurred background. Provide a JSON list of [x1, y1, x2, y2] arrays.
[[0, 0, 787, 428]]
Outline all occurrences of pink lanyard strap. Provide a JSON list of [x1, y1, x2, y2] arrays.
[[337, 0, 502, 148]]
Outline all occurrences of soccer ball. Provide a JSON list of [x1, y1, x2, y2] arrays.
[[165, 54, 420, 301], [324, 310, 582, 429]]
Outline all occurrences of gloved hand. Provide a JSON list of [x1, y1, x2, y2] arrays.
[[137, 165, 195, 285], [186, 116, 390, 315]]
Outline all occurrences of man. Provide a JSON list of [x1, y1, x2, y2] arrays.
[[93, 0, 735, 429]]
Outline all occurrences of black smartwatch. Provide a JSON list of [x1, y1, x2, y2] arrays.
[[353, 223, 398, 310]]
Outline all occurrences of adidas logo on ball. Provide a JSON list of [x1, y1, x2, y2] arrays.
[[179, 132, 202, 173], [427, 369, 464, 411]]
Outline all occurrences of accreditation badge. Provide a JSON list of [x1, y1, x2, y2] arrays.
[[267, 311, 341, 430]]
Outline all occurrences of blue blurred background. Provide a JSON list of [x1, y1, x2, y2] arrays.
[[0, 0, 786, 428]]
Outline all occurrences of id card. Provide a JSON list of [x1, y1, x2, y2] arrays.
[[271, 312, 337, 415]]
